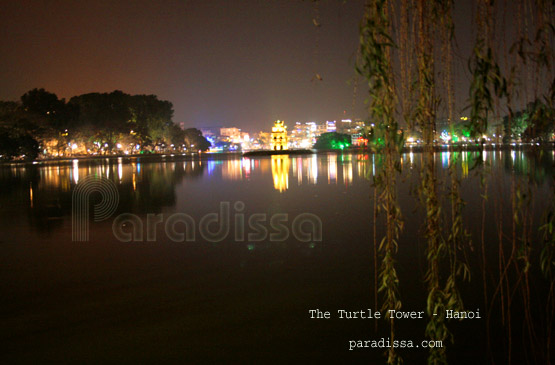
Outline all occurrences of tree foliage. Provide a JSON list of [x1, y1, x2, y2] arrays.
[[183, 128, 211, 151], [0, 89, 209, 159], [313, 132, 351, 149]]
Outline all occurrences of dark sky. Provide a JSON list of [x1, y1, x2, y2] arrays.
[[1, 0, 371, 131], [6, 1, 521, 132]]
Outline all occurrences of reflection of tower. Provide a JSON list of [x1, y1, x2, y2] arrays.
[[271, 155, 290, 192], [271, 120, 288, 151]]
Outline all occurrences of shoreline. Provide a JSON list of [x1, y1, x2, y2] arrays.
[[1, 142, 553, 166]]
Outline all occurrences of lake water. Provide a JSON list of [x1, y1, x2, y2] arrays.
[[1, 149, 553, 363]]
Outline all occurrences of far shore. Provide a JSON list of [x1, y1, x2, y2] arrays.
[[1, 142, 553, 165]]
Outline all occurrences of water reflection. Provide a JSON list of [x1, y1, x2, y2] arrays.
[[328, 154, 337, 184], [0, 150, 553, 231], [0, 149, 553, 364], [0, 157, 205, 232], [342, 154, 353, 187], [222, 159, 243, 181], [271, 155, 289, 192]]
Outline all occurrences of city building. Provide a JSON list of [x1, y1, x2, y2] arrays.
[[220, 127, 241, 142], [338, 119, 353, 133], [326, 121, 337, 132], [253, 131, 271, 150], [200, 127, 220, 140]]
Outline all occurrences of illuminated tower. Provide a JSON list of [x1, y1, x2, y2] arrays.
[[270, 120, 288, 151]]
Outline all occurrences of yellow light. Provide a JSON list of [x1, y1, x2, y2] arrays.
[[271, 155, 290, 192]]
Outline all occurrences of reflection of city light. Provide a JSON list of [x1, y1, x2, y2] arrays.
[[461, 153, 469, 178], [356, 154, 367, 178], [118, 158, 123, 182], [297, 158, 303, 185], [343, 161, 353, 186], [442, 152, 449, 168], [310, 155, 318, 184], [243, 157, 251, 179], [271, 155, 290, 192], [72, 159, 79, 184], [131, 163, 137, 190], [328, 155, 337, 183], [222, 160, 242, 180], [207, 160, 216, 176]]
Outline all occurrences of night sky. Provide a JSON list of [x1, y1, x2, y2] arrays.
[[1, 0, 478, 131]]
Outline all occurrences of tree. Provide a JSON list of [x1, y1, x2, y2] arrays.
[[523, 99, 554, 142], [183, 128, 211, 151], [503, 99, 554, 142], [2, 89, 179, 157], [0, 126, 39, 160], [21, 88, 70, 133], [0, 101, 41, 160], [69, 91, 133, 152], [128, 94, 174, 148], [313, 132, 351, 150]]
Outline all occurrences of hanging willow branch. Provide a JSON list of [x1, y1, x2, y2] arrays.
[[357, 0, 404, 363]]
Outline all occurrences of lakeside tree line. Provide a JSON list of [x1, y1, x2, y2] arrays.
[[0, 88, 210, 160]]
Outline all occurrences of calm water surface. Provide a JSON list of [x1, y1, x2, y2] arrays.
[[0, 150, 553, 363]]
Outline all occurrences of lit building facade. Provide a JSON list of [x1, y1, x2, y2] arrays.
[[270, 120, 288, 151], [220, 127, 241, 142]]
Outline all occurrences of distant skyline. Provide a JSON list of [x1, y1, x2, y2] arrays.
[[1, 1, 371, 130], [1, 0, 510, 131]]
